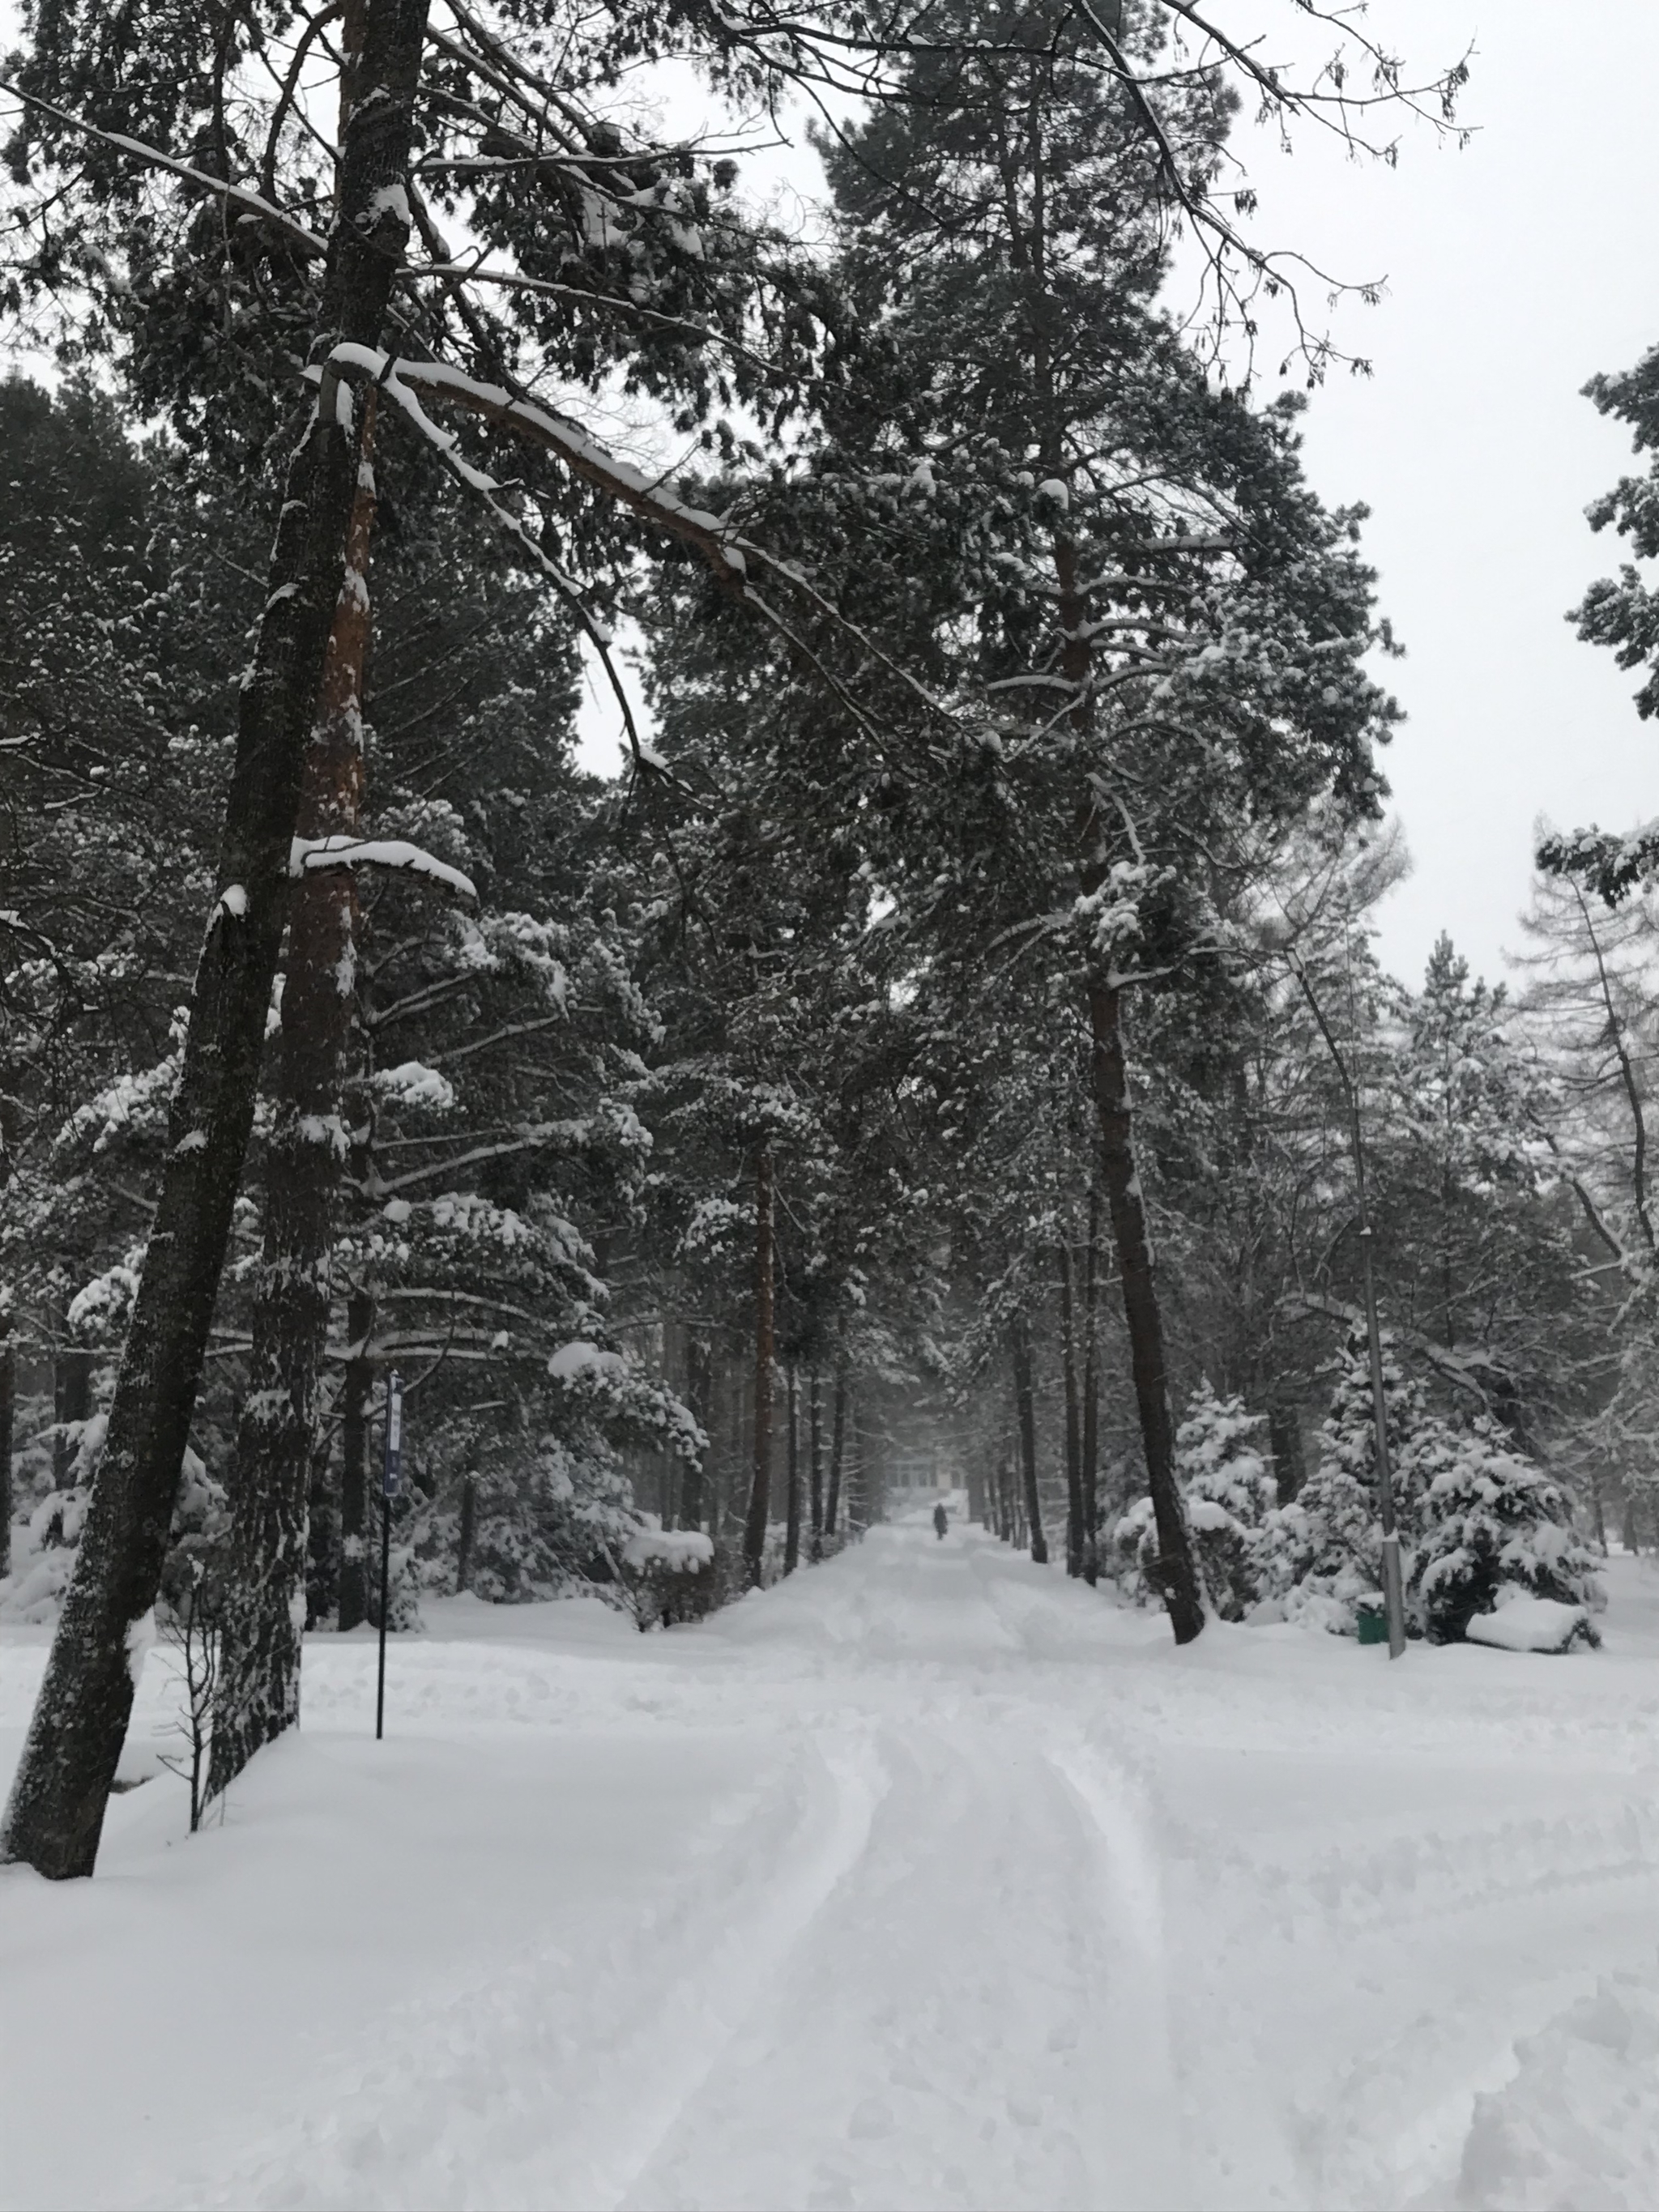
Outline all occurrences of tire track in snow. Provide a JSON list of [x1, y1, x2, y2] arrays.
[[579, 1728, 886, 2210], [624, 1715, 1128, 2211], [155, 1727, 885, 2211], [1044, 1734, 1193, 2212]]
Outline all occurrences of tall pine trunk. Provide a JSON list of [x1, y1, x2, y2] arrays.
[[0, 0, 431, 1881], [1268, 1401, 1305, 1506], [680, 1330, 710, 1531], [741, 1147, 774, 1588], [1010, 1316, 1046, 1563], [1081, 1185, 1102, 1585], [0, 1308, 11, 1578], [847, 1409, 869, 1536], [52, 1316, 92, 1488], [210, 394, 378, 1798], [1056, 514, 1203, 1643], [783, 1364, 801, 1574], [456, 1471, 476, 1592], [825, 1355, 847, 1538], [1058, 1239, 1083, 1576], [1086, 979, 1204, 1640], [807, 1364, 824, 1558]]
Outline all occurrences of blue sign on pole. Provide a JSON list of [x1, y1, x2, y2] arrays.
[[383, 1370, 403, 1498]]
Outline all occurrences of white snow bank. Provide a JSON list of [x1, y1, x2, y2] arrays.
[[1465, 1596, 1596, 1652], [1458, 1976, 1659, 2210]]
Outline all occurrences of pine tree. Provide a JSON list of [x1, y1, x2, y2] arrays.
[[1410, 1419, 1602, 1644], [698, 0, 1403, 1639], [1174, 1383, 1276, 1622], [1255, 1333, 1435, 1634]]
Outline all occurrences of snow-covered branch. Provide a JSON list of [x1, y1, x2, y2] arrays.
[[0, 79, 327, 260], [289, 836, 477, 903]]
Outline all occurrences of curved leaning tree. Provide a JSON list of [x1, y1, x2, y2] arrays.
[[0, 0, 1466, 1875]]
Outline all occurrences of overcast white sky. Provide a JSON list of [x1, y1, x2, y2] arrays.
[[572, 3, 1659, 990], [1192, 1, 1659, 990]]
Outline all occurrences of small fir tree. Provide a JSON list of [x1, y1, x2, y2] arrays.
[[1114, 1380, 1276, 1619], [1255, 1333, 1435, 1633], [1410, 1420, 1603, 1643], [1175, 1384, 1277, 1622]]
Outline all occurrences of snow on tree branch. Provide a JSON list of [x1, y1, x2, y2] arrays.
[[0, 78, 328, 261], [1536, 821, 1659, 910], [289, 836, 477, 904]]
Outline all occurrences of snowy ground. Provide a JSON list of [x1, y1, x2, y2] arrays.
[[7, 1525, 1659, 2212]]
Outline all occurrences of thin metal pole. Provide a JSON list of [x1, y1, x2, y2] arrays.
[[1290, 957, 1406, 1657], [376, 1369, 403, 1739], [375, 1492, 390, 1740]]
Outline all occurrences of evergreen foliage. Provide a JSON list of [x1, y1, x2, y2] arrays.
[[1115, 1379, 1274, 1619], [1254, 1336, 1435, 1634], [1411, 1421, 1604, 1644]]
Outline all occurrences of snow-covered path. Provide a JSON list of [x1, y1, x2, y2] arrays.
[[8, 1524, 1659, 2210]]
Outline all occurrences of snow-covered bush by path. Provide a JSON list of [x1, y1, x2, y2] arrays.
[[2, 1413, 228, 1625], [433, 1434, 643, 1605], [1465, 1593, 1600, 1653], [619, 1515, 717, 1630], [1177, 1383, 1276, 1620], [1248, 1333, 1603, 1641], [1253, 1336, 1436, 1634], [1114, 1381, 1276, 1619], [1410, 1417, 1603, 1643]]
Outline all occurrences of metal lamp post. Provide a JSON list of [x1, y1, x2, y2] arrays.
[[1288, 956, 1406, 1658], [376, 1369, 403, 1738]]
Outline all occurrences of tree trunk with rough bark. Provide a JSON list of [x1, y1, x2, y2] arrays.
[[680, 1332, 710, 1531], [0, 0, 431, 1881], [847, 1411, 871, 1536], [742, 1147, 774, 1588], [783, 1364, 801, 1574], [1011, 1316, 1047, 1563], [210, 395, 379, 1800], [825, 1356, 847, 1539], [1086, 978, 1205, 1642], [1059, 1239, 1083, 1576], [456, 1471, 476, 1593], [1268, 1401, 1306, 1507], [0, 1311, 12, 1579], [337, 1289, 374, 1631], [1050, 505, 1203, 1639], [52, 1315, 92, 1490], [807, 1365, 824, 1558]]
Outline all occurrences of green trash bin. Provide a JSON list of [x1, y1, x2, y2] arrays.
[[1355, 1597, 1388, 1646]]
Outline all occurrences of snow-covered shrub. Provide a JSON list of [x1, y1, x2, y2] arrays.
[[620, 1516, 717, 1630], [2, 1413, 228, 1625], [1112, 1382, 1277, 1618], [455, 1434, 642, 1604], [1177, 1383, 1276, 1620], [1465, 1592, 1601, 1653], [1410, 1418, 1604, 1643], [1254, 1335, 1435, 1635]]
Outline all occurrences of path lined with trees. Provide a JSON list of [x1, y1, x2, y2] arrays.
[[0, 0, 1653, 1886]]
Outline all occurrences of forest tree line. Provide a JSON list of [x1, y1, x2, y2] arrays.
[[1, 0, 1655, 1876]]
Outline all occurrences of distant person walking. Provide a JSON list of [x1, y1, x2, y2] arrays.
[[933, 1502, 949, 1540]]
